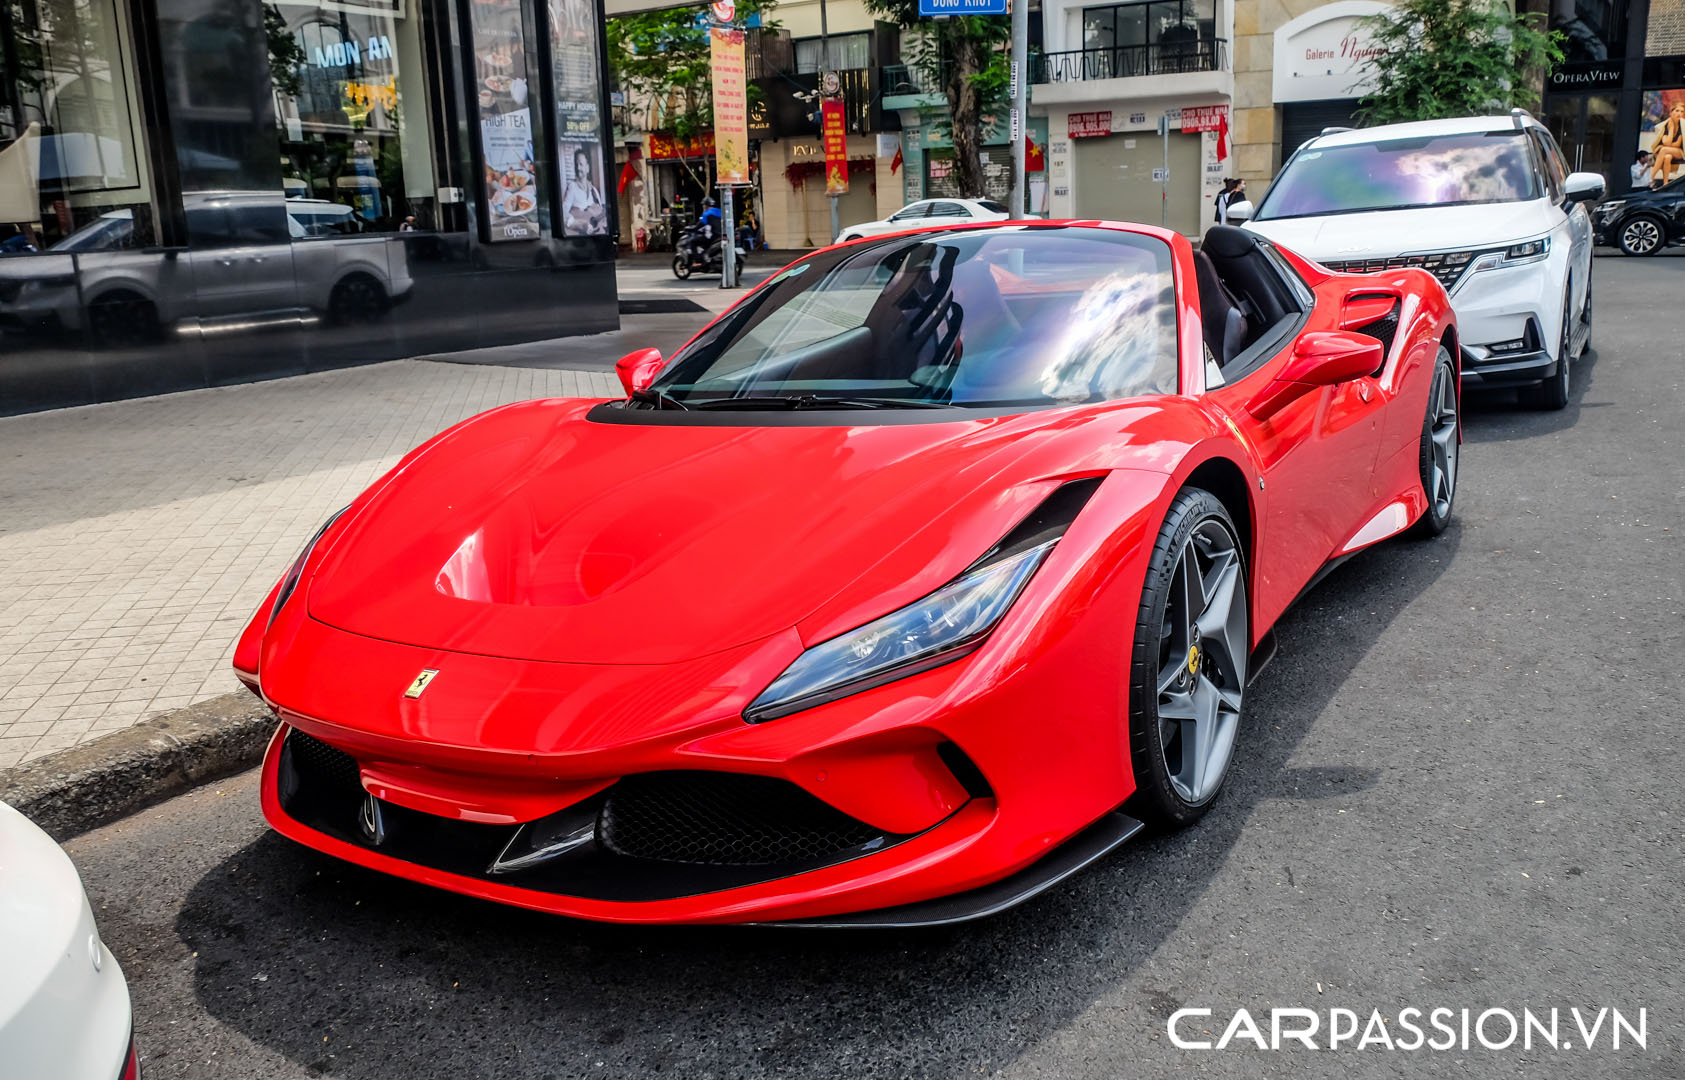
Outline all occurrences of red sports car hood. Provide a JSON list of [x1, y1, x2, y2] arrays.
[[306, 397, 1175, 665]]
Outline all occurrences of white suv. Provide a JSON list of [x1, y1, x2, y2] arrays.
[[1233, 112, 1604, 409]]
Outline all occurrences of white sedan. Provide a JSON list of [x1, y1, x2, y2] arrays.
[[0, 802, 138, 1080], [838, 198, 1011, 241]]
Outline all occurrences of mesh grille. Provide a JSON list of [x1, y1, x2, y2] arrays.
[[1323, 250, 1481, 293], [287, 729, 362, 794], [1354, 309, 1399, 357], [599, 771, 883, 866]]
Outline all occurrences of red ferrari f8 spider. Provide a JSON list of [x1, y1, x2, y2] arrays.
[[234, 222, 1460, 926]]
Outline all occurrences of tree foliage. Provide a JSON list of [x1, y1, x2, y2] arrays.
[[607, 3, 780, 140], [1355, 0, 1562, 125], [862, 0, 1010, 200]]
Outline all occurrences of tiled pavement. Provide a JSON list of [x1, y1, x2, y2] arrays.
[[0, 360, 619, 770]]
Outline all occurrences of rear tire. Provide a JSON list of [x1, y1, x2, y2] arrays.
[[328, 276, 386, 324], [1127, 488, 1248, 828], [672, 255, 692, 280]]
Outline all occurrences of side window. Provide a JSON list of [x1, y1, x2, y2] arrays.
[[228, 205, 291, 245], [928, 201, 967, 217], [1531, 131, 1566, 201], [889, 203, 929, 222], [185, 207, 233, 249]]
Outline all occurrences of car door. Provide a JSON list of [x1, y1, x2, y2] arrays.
[[184, 203, 298, 322], [1532, 128, 1592, 318], [1203, 256, 1388, 630]]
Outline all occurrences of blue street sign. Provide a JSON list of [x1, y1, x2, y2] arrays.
[[919, 0, 1008, 15]]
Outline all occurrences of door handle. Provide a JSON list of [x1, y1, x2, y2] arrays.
[[216, 257, 235, 267], [250, 256, 265, 264]]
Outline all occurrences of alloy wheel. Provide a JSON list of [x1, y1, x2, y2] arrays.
[[1155, 519, 1247, 805], [1622, 218, 1661, 255], [1427, 362, 1459, 519]]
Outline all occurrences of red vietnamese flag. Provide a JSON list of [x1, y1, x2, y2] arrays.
[[1217, 110, 1229, 162]]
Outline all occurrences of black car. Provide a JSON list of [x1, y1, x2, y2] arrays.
[[1594, 177, 1685, 255]]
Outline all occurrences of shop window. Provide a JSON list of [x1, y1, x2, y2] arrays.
[[0, 0, 157, 252], [1078, 0, 1217, 75], [1551, 0, 1627, 66], [794, 32, 870, 74], [268, 0, 439, 233]]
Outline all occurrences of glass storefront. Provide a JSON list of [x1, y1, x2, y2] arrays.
[[1545, 0, 1685, 197], [0, 0, 618, 413]]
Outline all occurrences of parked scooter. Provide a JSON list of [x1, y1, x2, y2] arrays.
[[671, 221, 747, 279]]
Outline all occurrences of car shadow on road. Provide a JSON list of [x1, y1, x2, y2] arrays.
[[170, 528, 1459, 1079], [1459, 344, 1605, 445]]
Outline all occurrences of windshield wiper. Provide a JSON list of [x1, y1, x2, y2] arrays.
[[628, 386, 689, 411], [690, 394, 961, 410]]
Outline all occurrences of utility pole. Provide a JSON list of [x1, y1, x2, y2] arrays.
[[1158, 113, 1169, 228], [821, 0, 839, 242], [1008, 0, 1027, 218]]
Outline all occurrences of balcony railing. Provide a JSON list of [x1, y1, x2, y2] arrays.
[[879, 61, 951, 97], [1032, 39, 1227, 83]]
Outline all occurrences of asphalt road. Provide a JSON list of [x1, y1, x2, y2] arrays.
[[65, 254, 1683, 1079]]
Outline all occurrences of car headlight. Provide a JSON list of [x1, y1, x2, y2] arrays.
[[744, 540, 1057, 722], [268, 507, 347, 627], [1594, 200, 1625, 218], [1469, 237, 1550, 274]]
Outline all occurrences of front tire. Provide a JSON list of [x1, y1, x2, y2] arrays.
[[1520, 291, 1573, 411], [1410, 349, 1459, 537], [1127, 489, 1248, 828], [1619, 215, 1665, 256]]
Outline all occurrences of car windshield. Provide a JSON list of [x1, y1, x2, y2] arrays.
[[648, 226, 1178, 409], [1255, 131, 1539, 220], [978, 200, 1010, 214]]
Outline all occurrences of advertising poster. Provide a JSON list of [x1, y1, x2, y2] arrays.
[[549, 0, 609, 236], [821, 98, 849, 195], [1637, 88, 1685, 188], [710, 27, 749, 185], [469, 0, 540, 241]]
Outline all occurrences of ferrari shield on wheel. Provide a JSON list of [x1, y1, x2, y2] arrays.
[[1128, 488, 1247, 826]]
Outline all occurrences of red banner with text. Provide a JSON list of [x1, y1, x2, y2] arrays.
[[821, 99, 849, 195]]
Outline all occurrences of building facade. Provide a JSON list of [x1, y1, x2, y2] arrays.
[[0, 0, 619, 413], [610, 0, 903, 251], [1027, 0, 1233, 236], [1537, 0, 1685, 195], [1230, 0, 1685, 199]]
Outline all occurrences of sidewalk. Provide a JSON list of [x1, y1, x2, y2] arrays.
[[0, 359, 621, 770]]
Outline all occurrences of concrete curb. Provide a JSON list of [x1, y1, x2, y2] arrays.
[[0, 693, 276, 841]]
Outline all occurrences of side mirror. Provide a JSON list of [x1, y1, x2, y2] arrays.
[[1565, 171, 1606, 205], [1284, 330, 1384, 384], [1225, 200, 1254, 223], [615, 347, 663, 397], [1248, 331, 1382, 419]]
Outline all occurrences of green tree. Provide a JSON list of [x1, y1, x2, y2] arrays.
[[607, 4, 779, 140], [607, 4, 779, 191], [1355, 0, 1562, 124], [863, 2, 1009, 199]]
